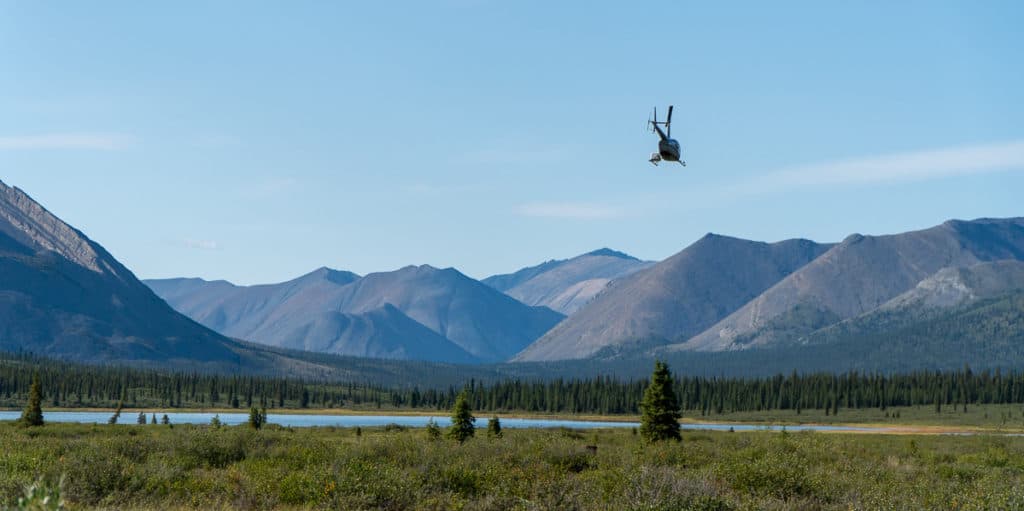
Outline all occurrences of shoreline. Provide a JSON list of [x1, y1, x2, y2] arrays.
[[4, 407, 1024, 435]]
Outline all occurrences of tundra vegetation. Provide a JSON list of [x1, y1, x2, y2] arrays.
[[3, 422, 1024, 510]]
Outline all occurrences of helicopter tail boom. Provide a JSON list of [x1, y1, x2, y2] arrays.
[[648, 105, 672, 141]]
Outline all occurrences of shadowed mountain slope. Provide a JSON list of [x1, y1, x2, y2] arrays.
[[0, 179, 334, 373], [146, 267, 360, 336], [250, 304, 478, 363]]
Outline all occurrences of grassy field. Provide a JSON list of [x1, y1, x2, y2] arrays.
[[680, 402, 1024, 429], [2, 421, 1024, 510]]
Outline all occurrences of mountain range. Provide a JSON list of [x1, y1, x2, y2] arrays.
[[146, 265, 564, 363], [673, 218, 1024, 352], [513, 235, 832, 361], [3, 176, 1023, 376]]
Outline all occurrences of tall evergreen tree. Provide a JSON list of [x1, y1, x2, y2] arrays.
[[20, 373, 44, 427], [639, 361, 681, 442], [487, 416, 502, 438], [447, 390, 475, 443], [248, 406, 265, 430]]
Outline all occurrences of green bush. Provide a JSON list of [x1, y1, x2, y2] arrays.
[[178, 429, 251, 469], [722, 449, 813, 500], [61, 448, 131, 505], [543, 443, 595, 474]]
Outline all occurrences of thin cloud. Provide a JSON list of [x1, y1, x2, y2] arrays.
[[0, 133, 132, 150], [737, 139, 1024, 195], [517, 202, 623, 220], [182, 239, 221, 250]]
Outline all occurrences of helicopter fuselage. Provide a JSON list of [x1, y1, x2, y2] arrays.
[[658, 139, 681, 162]]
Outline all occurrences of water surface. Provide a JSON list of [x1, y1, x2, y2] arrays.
[[0, 411, 885, 432]]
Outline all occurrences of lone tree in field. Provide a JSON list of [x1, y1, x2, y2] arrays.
[[639, 360, 681, 442], [447, 390, 475, 443], [20, 373, 44, 427], [487, 416, 502, 438], [248, 406, 265, 430]]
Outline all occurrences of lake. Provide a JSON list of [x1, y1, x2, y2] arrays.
[[0, 411, 887, 432]]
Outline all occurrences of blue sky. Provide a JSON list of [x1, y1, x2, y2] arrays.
[[2, 1, 1022, 284]]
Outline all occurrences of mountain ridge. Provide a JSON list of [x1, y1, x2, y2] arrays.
[[482, 248, 653, 315], [147, 263, 564, 363], [678, 217, 1024, 352], [513, 234, 831, 361], [0, 179, 341, 374]]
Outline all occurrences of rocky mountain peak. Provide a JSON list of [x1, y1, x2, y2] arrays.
[[583, 248, 638, 260], [298, 266, 360, 285], [841, 233, 866, 245], [0, 180, 105, 273]]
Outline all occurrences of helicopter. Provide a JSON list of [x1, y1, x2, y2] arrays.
[[647, 105, 685, 167]]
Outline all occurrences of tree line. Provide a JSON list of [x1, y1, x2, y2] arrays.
[[3, 351, 1024, 415]]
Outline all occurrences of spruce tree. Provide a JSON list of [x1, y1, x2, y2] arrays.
[[487, 416, 502, 438], [137, 411, 147, 424], [20, 373, 44, 427], [248, 406, 265, 430], [161, 414, 170, 425], [447, 390, 475, 443], [639, 361, 681, 442], [151, 413, 157, 424]]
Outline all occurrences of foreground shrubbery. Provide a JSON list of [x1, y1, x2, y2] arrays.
[[2, 422, 1024, 510]]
